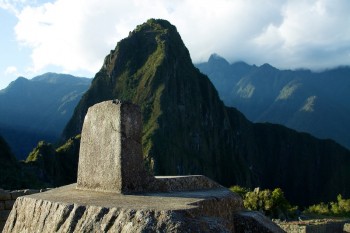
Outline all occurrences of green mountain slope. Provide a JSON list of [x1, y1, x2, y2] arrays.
[[196, 54, 350, 149], [0, 73, 91, 159], [61, 19, 350, 206]]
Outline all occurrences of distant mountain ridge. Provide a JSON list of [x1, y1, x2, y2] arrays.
[[0, 73, 91, 159], [196, 54, 350, 149], [61, 19, 350, 207]]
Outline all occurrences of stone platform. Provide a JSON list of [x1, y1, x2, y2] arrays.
[[3, 183, 283, 233], [4, 183, 243, 232]]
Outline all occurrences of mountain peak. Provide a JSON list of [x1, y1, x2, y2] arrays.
[[260, 63, 277, 71], [135, 18, 176, 32], [208, 53, 230, 66], [0, 77, 29, 93], [102, 19, 191, 77]]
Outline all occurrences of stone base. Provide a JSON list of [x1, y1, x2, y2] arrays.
[[3, 179, 284, 233]]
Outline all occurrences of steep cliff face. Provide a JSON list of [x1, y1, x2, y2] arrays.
[[61, 19, 350, 206]]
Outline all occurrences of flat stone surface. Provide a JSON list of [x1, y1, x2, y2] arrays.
[[25, 184, 237, 211]]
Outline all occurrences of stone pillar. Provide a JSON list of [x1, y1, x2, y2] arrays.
[[77, 100, 153, 193]]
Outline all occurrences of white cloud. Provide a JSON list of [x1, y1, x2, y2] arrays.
[[0, 0, 40, 15], [4, 66, 19, 75], [252, 0, 350, 69], [12, 0, 350, 76]]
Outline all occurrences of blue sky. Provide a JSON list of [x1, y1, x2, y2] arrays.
[[1, 0, 350, 89]]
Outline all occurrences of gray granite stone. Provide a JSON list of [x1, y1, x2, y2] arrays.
[[77, 100, 155, 193]]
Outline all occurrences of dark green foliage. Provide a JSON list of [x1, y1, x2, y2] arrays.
[[0, 134, 80, 189], [60, 19, 350, 207], [0, 73, 90, 159], [55, 135, 80, 184], [23, 135, 81, 187], [231, 186, 297, 220], [0, 136, 43, 189], [305, 194, 350, 217], [230, 185, 250, 198], [0, 136, 22, 189]]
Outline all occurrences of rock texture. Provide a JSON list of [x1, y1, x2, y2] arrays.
[[4, 184, 284, 232], [77, 100, 155, 193], [0, 188, 49, 232]]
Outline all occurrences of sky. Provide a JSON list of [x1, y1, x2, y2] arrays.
[[1, 0, 350, 89]]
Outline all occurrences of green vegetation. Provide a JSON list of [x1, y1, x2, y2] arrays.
[[305, 194, 350, 217], [230, 186, 297, 220], [22, 135, 81, 187], [26, 141, 56, 163], [231, 185, 350, 220]]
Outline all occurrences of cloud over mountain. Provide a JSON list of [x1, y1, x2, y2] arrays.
[[8, 0, 350, 75]]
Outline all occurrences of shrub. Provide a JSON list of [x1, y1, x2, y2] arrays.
[[230, 186, 297, 220], [306, 202, 330, 215], [305, 194, 350, 217], [229, 185, 249, 198]]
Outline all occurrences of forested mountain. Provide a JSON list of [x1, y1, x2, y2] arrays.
[[196, 54, 350, 149], [0, 73, 90, 159], [60, 19, 350, 206]]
